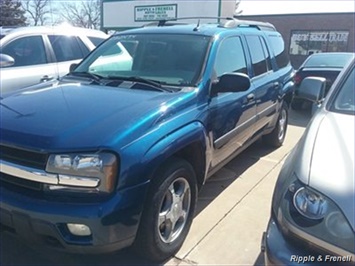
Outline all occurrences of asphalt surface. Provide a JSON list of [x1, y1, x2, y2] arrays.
[[0, 109, 312, 266]]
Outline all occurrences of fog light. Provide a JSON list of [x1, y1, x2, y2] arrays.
[[67, 223, 91, 236]]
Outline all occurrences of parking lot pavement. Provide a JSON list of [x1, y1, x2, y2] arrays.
[[0, 109, 311, 266]]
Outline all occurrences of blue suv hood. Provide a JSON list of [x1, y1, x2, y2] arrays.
[[0, 83, 180, 151]]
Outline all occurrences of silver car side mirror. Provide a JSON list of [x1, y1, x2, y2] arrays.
[[0, 53, 15, 68]]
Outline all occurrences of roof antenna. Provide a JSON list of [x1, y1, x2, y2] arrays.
[[193, 19, 200, 31]]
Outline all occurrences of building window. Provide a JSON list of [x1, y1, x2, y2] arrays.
[[289, 30, 349, 55]]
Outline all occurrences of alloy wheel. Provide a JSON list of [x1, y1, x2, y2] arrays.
[[157, 177, 191, 243]]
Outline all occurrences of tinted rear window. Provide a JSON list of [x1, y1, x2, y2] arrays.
[[246, 35, 268, 77], [305, 54, 354, 68], [267, 34, 290, 68]]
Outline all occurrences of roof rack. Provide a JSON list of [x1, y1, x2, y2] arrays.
[[142, 16, 233, 27], [141, 17, 276, 31], [221, 18, 276, 31], [143, 21, 189, 27]]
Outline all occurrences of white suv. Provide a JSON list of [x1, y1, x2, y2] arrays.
[[0, 26, 108, 94]]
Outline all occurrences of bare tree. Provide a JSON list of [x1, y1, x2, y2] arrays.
[[22, 0, 51, 26], [59, 0, 100, 29]]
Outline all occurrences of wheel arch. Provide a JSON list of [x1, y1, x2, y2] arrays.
[[143, 122, 209, 191]]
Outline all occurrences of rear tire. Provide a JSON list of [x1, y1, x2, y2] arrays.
[[263, 102, 288, 148], [133, 157, 197, 262]]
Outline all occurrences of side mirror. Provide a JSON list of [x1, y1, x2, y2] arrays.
[[69, 63, 78, 72], [212, 73, 250, 94], [0, 53, 15, 67], [297, 77, 326, 103]]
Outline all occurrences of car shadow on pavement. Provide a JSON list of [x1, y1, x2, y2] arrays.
[[288, 107, 313, 128], [194, 138, 278, 216], [254, 252, 265, 266]]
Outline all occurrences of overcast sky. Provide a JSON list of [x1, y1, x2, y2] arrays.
[[239, 0, 355, 15]]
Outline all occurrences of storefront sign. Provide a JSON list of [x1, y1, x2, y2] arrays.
[[290, 30, 349, 55], [134, 4, 177, 21], [291, 31, 349, 43], [328, 32, 349, 42]]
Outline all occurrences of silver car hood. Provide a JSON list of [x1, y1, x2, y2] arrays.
[[297, 110, 355, 230]]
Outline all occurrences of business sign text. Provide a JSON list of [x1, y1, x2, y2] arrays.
[[135, 4, 177, 21]]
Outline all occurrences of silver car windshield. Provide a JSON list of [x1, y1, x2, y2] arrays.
[[74, 34, 211, 87], [331, 66, 355, 114]]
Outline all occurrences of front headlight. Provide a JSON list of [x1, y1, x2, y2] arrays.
[[277, 176, 355, 255], [45, 152, 118, 193]]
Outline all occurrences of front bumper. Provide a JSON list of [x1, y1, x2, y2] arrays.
[[0, 180, 150, 253], [263, 217, 354, 266]]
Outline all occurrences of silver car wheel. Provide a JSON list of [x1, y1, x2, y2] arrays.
[[158, 177, 191, 243]]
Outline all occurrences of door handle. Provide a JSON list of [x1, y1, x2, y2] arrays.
[[273, 82, 280, 89], [40, 75, 53, 82], [247, 93, 255, 102]]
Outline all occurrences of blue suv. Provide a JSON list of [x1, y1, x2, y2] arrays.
[[0, 18, 294, 262]]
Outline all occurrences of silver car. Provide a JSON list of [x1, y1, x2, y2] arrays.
[[263, 58, 354, 265], [0, 26, 108, 94]]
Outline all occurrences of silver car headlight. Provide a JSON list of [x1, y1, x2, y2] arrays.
[[276, 175, 354, 255], [45, 152, 118, 193]]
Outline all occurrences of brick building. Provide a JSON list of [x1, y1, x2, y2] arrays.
[[240, 13, 355, 68]]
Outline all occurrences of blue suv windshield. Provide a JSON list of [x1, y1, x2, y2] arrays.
[[75, 34, 211, 87]]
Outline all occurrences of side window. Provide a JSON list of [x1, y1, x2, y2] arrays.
[[102, 43, 122, 56], [48, 35, 84, 62], [333, 67, 355, 113], [214, 36, 247, 78], [77, 38, 90, 57], [2, 36, 47, 67], [267, 34, 290, 68], [260, 37, 272, 71], [88, 36, 106, 47], [245, 35, 268, 77]]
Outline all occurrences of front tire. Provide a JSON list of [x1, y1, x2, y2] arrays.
[[263, 102, 288, 147], [134, 157, 197, 262]]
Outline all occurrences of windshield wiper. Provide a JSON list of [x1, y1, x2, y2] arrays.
[[107, 75, 173, 92], [66, 72, 104, 84]]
